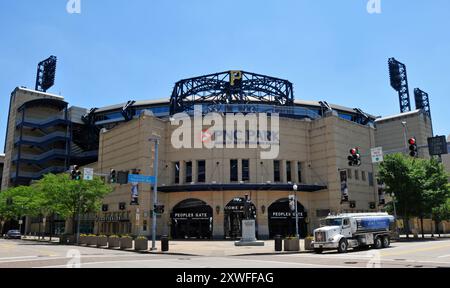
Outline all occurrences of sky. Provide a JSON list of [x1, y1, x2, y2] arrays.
[[0, 0, 449, 151]]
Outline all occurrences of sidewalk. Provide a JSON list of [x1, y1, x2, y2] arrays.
[[147, 240, 310, 257], [18, 236, 310, 256]]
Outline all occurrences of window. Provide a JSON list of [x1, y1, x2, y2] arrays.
[[297, 162, 302, 183], [242, 159, 249, 182], [197, 160, 206, 183], [362, 171, 366, 182], [186, 161, 192, 183], [343, 218, 350, 227], [354, 170, 359, 180], [368, 172, 374, 186], [274, 160, 281, 182], [286, 161, 292, 182], [230, 160, 238, 182], [347, 169, 352, 179], [174, 162, 180, 184]]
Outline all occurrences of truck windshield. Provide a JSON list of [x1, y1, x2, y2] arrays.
[[321, 218, 343, 226]]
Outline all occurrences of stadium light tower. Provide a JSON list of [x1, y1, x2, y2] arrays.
[[35, 56, 57, 92], [388, 58, 411, 113]]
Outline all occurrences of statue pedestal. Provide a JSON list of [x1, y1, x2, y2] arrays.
[[235, 220, 264, 247]]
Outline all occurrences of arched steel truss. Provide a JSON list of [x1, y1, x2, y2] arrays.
[[170, 71, 294, 114]]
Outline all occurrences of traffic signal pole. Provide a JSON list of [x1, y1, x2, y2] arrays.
[[149, 137, 159, 251]]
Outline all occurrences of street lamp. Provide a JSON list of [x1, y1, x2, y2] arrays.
[[293, 184, 299, 239], [401, 121, 408, 153], [149, 136, 160, 251]]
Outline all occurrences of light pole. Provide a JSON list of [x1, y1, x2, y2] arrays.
[[401, 121, 408, 153], [149, 136, 159, 251], [293, 184, 299, 239]]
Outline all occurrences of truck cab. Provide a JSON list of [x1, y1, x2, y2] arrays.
[[312, 213, 394, 253]]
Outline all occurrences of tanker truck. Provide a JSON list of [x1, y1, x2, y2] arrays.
[[312, 212, 395, 254]]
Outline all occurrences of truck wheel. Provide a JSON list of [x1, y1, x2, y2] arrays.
[[374, 237, 383, 249], [314, 248, 323, 254], [338, 239, 348, 253], [382, 236, 390, 248]]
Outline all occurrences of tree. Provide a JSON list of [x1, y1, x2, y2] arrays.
[[378, 154, 423, 237], [35, 173, 112, 235], [422, 160, 450, 237], [432, 193, 450, 236], [0, 186, 36, 235], [378, 153, 450, 238]]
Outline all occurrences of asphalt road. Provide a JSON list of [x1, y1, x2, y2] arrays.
[[0, 238, 449, 268]]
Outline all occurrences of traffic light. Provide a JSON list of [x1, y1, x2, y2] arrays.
[[109, 169, 117, 184], [348, 148, 361, 166], [71, 165, 82, 180], [409, 138, 418, 157], [117, 171, 129, 185]]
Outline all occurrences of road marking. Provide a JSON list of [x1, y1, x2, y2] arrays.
[[437, 254, 450, 259], [0, 256, 39, 261], [380, 244, 450, 257], [38, 257, 351, 268]]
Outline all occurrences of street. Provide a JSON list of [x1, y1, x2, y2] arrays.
[[0, 238, 449, 268]]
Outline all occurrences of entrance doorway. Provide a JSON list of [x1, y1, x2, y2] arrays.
[[224, 197, 257, 240], [171, 199, 213, 240], [268, 198, 308, 238]]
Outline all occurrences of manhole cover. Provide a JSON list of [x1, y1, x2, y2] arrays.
[[178, 258, 191, 261], [344, 262, 358, 264]]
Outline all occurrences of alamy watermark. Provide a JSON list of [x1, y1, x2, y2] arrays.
[[170, 106, 280, 160], [367, 0, 382, 14], [66, 249, 81, 268], [66, 1, 380, 15], [66, 0, 81, 14]]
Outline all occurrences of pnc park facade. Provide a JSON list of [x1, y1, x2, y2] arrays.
[[1, 70, 433, 240]]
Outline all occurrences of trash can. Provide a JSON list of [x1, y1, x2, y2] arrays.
[[161, 235, 169, 252], [274, 235, 282, 252]]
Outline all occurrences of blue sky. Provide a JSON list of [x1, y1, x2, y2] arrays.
[[1, 0, 449, 151]]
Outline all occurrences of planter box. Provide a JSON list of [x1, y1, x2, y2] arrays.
[[88, 236, 98, 246], [108, 237, 120, 248], [284, 238, 300, 251], [134, 239, 148, 251], [120, 238, 133, 250], [79, 236, 87, 245], [97, 237, 108, 247], [304, 238, 314, 251], [59, 235, 75, 245]]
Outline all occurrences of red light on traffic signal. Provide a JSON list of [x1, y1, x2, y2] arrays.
[[350, 148, 358, 155], [408, 138, 416, 145]]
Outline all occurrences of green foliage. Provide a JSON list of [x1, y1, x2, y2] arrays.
[[378, 154, 450, 220], [0, 173, 113, 223]]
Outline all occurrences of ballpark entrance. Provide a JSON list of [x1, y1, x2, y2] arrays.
[[268, 198, 308, 238], [224, 197, 257, 240], [171, 199, 213, 240]]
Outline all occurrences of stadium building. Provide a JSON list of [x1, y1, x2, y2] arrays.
[[1, 70, 435, 239]]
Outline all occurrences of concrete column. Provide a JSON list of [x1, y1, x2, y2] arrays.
[[281, 160, 287, 183], [212, 191, 224, 239], [179, 161, 186, 184], [256, 191, 269, 240], [237, 159, 242, 182], [192, 160, 198, 183]]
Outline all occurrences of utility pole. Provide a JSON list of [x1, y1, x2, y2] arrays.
[[293, 184, 299, 239], [149, 137, 159, 251]]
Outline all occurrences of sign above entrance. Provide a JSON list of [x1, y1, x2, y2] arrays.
[[270, 211, 307, 219]]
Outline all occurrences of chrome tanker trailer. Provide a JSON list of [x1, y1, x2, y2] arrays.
[[312, 213, 395, 253]]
